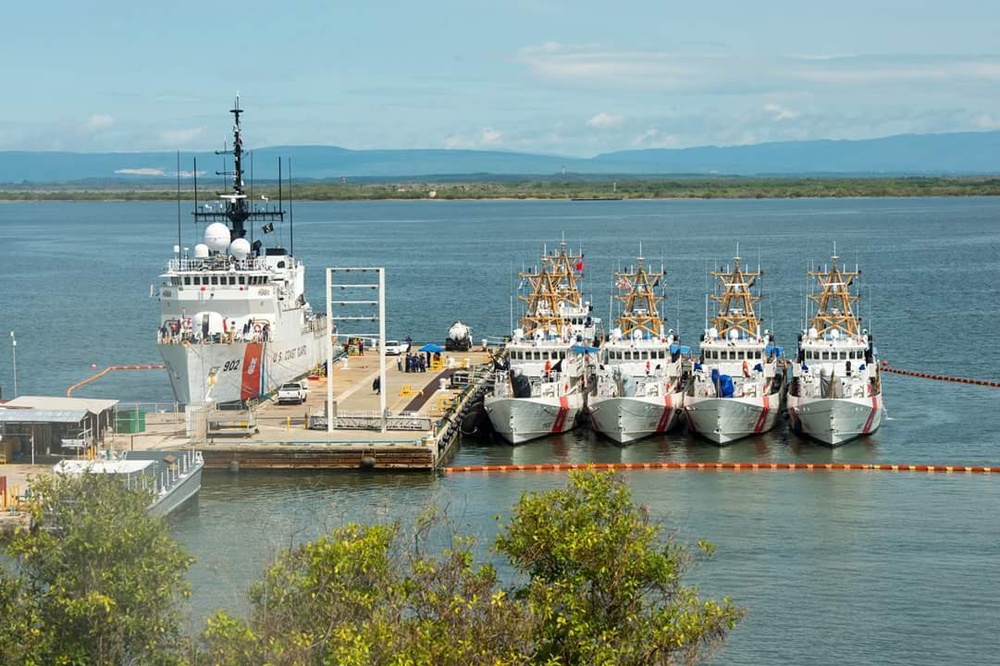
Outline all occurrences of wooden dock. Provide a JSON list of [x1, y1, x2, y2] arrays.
[[122, 346, 496, 472]]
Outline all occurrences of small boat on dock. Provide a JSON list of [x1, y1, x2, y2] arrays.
[[684, 253, 784, 444], [483, 241, 600, 444], [587, 252, 687, 444], [156, 97, 327, 408], [786, 253, 884, 445], [53, 449, 204, 517]]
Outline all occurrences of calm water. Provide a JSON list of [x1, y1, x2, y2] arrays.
[[2, 198, 999, 664]]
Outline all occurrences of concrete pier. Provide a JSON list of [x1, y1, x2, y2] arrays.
[[118, 345, 494, 472]]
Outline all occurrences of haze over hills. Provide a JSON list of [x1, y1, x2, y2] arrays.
[[1, 130, 999, 183]]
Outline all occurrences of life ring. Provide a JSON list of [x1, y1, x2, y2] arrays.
[[742, 360, 750, 377], [253, 323, 262, 333]]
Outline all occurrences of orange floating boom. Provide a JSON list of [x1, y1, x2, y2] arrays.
[[66, 364, 166, 397]]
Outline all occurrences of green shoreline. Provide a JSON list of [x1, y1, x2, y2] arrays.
[[2, 175, 1000, 201]]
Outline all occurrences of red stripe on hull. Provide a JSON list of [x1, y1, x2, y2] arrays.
[[861, 395, 879, 434], [550, 396, 570, 434], [753, 395, 771, 434], [240, 342, 264, 400], [655, 395, 674, 433]]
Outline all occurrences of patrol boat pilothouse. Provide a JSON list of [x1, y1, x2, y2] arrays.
[[157, 98, 327, 406]]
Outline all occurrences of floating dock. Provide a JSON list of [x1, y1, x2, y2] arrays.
[[119, 346, 495, 471]]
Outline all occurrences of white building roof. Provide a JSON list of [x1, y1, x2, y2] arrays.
[[5, 396, 119, 414]]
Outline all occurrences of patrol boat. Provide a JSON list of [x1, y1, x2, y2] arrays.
[[684, 254, 784, 444], [786, 253, 883, 445], [587, 252, 686, 444], [483, 241, 600, 444], [157, 98, 327, 407]]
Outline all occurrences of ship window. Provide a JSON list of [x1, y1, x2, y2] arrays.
[[228, 276, 235, 285], [209, 276, 217, 285], [183, 277, 191, 285], [822, 352, 830, 360], [839, 351, 847, 360]]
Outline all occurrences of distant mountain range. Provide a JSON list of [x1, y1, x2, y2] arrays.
[[2, 130, 999, 183]]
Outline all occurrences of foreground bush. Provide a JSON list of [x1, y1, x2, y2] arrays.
[[198, 469, 744, 665], [0, 472, 193, 666]]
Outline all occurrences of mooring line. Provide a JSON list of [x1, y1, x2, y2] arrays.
[[882, 364, 1000, 388]]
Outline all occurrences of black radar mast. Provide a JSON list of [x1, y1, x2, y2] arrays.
[[193, 95, 284, 250]]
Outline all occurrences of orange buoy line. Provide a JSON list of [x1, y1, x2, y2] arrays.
[[443, 461, 1000, 474], [66, 364, 166, 397], [882, 363, 1000, 388]]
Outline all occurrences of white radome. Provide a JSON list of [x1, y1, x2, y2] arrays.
[[230, 238, 251, 260], [204, 222, 231, 253]]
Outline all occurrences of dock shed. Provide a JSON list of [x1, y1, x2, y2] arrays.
[[0, 396, 119, 461]]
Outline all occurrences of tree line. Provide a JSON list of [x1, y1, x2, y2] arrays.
[[0, 469, 743, 665], [2, 175, 1000, 201]]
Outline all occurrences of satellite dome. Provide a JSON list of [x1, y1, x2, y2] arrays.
[[193, 243, 210, 259], [230, 238, 251, 261], [204, 222, 231, 253]]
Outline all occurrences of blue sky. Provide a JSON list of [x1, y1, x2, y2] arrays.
[[2, 0, 998, 156]]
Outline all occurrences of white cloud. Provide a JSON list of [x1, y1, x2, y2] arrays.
[[630, 129, 680, 149], [587, 112, 622, 129], [84, 114, 115, 131], [441, 127, 504, 149], [115, 167, 166, 176], [762, 103, 799, 120], [159, 127, 205, 146], [480, 127, 503, 145], [972, 114, 1000, 130], [517, 44, 1000, 94]]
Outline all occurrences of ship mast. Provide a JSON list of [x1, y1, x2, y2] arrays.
[[615, 252, 664, 339], [519, 241, 585, 336], [710, 254, 762, 338], [193, 96, 284, 248], [807, 253, 861, 337]]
